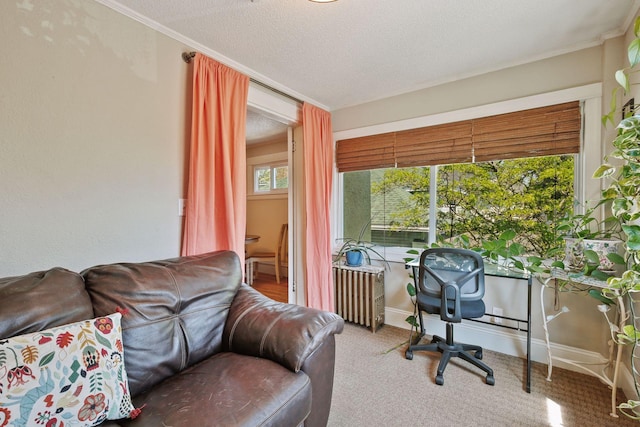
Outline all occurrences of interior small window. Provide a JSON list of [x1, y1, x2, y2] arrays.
[[273, 165, 288, 190], [254, 164, 288, 194], [254, 166, 272, 192]]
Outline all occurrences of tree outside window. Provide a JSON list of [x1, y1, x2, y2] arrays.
[[344, 154, 574, 258]]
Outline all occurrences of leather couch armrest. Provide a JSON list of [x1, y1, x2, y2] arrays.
[[223, 284, 344, 372]]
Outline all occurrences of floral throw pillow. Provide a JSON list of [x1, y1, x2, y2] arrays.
[[0, 313, 135, 426]]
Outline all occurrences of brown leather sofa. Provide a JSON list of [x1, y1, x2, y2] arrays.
[[0, 250, 344, 426]]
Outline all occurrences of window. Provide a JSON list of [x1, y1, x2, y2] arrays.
[[253, 163, 288, 194], [342, 155, 574, 257], [337, 101, 581, 259]]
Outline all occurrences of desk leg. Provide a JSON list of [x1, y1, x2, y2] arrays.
[[527, 276, 532, 393]]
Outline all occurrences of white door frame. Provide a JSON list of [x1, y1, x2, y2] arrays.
[[248, 83, 303, 305]]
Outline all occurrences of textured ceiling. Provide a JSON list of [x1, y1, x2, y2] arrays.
[[245, 109, 288, 144], [99, 0, 639, 141]]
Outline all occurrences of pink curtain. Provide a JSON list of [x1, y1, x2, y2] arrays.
[[181, 53, 249, 265], [302, 103, 334, 311]]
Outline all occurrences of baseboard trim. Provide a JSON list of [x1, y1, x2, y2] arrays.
[[384, 307, 636, 401]]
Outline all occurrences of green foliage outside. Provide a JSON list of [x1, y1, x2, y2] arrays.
[[370, 155, 574, 258], [256, 167, 271, 192], [274, 166, 289, 189]]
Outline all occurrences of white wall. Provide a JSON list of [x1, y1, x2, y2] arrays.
[[0, 0, 190, 275], [332, 46, 603, 132]]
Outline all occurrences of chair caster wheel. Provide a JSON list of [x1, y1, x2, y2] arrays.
[[405, 350, 413, 360], [486, 375, 495, 386], [435, 375, 444, 385], [475, 350, 483, 360]]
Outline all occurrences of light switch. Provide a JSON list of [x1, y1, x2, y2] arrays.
[[178, 199, 186, 217]]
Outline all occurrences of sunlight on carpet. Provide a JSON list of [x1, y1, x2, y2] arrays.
[[547, 398, 564, 427]]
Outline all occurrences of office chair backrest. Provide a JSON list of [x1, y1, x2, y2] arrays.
[[418, 248, 485, 322]]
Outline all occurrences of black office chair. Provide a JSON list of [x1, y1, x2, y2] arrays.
[[405, 248, 495, 386]]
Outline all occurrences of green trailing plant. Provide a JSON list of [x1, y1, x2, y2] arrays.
[[555, 201, 621, 241], [593, 15, 640, 420], [476, 229, 548, 275], [403, 247, 423, 332], [442, 230, 547, 274]]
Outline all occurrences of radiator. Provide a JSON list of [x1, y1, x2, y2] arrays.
[[333, 263, 385, 333]]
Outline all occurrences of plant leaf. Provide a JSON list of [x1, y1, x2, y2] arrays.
[[406, 282, 416, 297], [405, 315, 419, 328], [606, 252, 626, 265], [499, 229, 516, 241], [629, 38, 640, 68], [583, 249, 600, 265], [616, 69, 630, 93], [592, 164, 615, 179], [588, 289, 615, 305]]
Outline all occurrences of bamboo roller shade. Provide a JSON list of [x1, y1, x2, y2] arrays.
[[336, 101, 581, 172]]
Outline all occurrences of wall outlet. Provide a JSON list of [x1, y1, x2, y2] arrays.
[[178, 199, 186, 217], [492, 307, 504, 324]]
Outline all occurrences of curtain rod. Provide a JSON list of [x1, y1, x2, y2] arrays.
[[182, 51, 303, 105]]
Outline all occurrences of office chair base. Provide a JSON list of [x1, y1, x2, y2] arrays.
[[430, 334, 483, 359], [405, 327, 495, 386]]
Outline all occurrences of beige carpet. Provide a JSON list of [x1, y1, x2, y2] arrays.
[[328, 323, 637, 426]]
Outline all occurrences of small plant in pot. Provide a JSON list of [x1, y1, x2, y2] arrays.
[[333, 219, 390, 268], [555, 201, 625, 278]]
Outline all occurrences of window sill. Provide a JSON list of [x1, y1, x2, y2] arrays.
[[332, 245, 419, 265], [248, 193, 287, 201]]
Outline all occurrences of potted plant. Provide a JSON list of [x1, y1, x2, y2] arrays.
[[333, 219, 390, 268], [555, 201, 624, 276]]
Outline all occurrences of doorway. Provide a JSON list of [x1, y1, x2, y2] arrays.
[[246, 108, 293, 303]]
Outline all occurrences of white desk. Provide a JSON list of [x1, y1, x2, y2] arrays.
[[539, 269, 625, 418]]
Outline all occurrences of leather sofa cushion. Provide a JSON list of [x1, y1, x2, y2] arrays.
[[0, 267, 93, 339], [224, 284, 345, 372], [123, 352, 312, 427], [82, 251, 242, 396]]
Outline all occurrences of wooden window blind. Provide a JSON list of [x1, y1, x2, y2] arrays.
[[395, 121, 473, 167], [335, 101, 581, 172], [335, 132, 397, 172]]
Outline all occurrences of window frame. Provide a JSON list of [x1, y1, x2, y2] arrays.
[[332, 85, 602, 263], [251, 162, 288, 196]]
